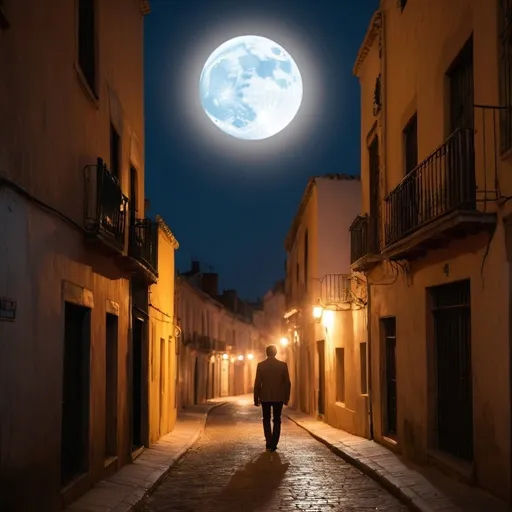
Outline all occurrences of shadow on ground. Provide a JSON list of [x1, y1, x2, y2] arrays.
[[212, 451, 289, 511]]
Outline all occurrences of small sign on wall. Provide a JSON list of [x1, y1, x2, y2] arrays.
[[0, 296, 16, 321]]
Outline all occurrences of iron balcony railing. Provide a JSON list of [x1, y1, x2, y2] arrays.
[[384, 128, 476, 247], [320, 274, 352, 305], [84, 158, 128, 250], [349, 214, 379, 263], [129, 217, 158, 276]]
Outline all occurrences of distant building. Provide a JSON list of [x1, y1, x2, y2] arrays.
[[353, 0, 512, 503], [283, 174, 367, 436], [177, 261, 265, 406]]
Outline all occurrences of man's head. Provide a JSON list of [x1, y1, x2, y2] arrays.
[[266, 345, 278, 358]]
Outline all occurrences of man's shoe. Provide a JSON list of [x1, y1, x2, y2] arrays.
[[270, 447, 277, 452]]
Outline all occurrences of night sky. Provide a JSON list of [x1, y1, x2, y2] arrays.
[[144, 0, 379, 300]]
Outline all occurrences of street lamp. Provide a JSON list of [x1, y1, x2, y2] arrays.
[[222, 353, 229, 360], [279, 337, 289, 347], [247, 353, 254, 360], [313, 301, 323, 323], [237, 355, 244, 361]]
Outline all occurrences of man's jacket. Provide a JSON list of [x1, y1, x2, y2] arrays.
[[253, 357, 291, 403]]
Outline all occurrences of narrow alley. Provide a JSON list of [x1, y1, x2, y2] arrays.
[[138, 398, 407, 512]]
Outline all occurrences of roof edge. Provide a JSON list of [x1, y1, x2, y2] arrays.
[[353, 11, 382, 77]]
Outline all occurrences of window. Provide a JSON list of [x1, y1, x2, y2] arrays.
[[335, 347, 345, 403], [403, 113, 418, 175], [397, 0, 408, 11], [360, 342, 368, 394], [304, 230, 309, 290], [499, 1, 512, 153], [78, 0, 97, 96], [110, 124, 120, 180], [0, 1, 9, 30]]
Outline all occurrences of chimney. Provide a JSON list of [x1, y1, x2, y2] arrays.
[[201, 272, 218, 298], [191, 260, 200, 274]]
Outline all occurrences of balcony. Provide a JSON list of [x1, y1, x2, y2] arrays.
[[382, 128, 496, 261], [196, 335, 214, 353], [127, 217, 159, 282], [349, 214, 381, 272], [84, 158, 128, 254], [320, 274, 352, 306]]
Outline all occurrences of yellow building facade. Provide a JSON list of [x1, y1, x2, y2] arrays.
[[147, 217, 180, 444], [353, 0, 512, 502], [283, 175, 369, 437]]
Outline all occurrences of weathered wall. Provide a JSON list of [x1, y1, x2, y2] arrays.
[[0, 188, 132, 511], [355, 0, 512, 501], [148, 226, 179, 444]]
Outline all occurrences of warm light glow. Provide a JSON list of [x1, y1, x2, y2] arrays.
[[247, 353, 254, 360], [230, 357, 235, 363], [279, 337, 289, 347], [313, 304, 323, 321], [238, 355, 244, 361], [222, 353, 229, 360], [322, 309, 335, 330]]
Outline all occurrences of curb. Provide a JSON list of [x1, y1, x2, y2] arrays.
[[132, 400, 228, 511], [285, 413, 434, 512]]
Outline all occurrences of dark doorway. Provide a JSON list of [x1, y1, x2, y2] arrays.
[[447, 37, 476, 211], [403, 113, 419, 234], [105, 313, 118, 460], [368, 136, 380, 252], [159, 337, 165, 436], [193, 357, 199, 405], [382, 317, 397, 437], [317, 340, 326, 416], [430, 280, 473, 462], [131, 315, 144, 450], [449, 37, 474, 132], [61, 302, 91, 487]]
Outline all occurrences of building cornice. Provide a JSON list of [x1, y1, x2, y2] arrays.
[[284, 174, 360, 252], [353, 11, 382, 77], [139, 0, 151, 15], [156, 214, 179, 249]]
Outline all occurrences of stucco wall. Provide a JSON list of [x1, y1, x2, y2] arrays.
[[355, 0, 512, 501], [0, 187, 132, 511], [148, 228, 178, 444]]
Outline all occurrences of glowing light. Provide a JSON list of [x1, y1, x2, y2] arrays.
[[279, 337, 289, 347], [237, 355, 244, 361], [322, 309, 335, 330], [181, 18, 324, 175], [199, 35, 303, 141], [230, 357, 235, 363], [313, 304, 323, 322], [222, 353, 229, 360], [247, 353, 254, 360]]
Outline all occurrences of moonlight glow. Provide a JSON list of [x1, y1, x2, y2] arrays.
[[199, 35, 303, 141]]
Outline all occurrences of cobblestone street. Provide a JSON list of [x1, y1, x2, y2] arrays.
[[139, 398, 408, 512]]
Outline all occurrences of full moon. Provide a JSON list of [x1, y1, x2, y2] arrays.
[[199, 35, 303, 141]]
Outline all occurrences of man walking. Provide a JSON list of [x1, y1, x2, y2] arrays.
[[253, 345, 291, 452]]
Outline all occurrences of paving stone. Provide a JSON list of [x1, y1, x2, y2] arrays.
[[138, 400, 407, 512]]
